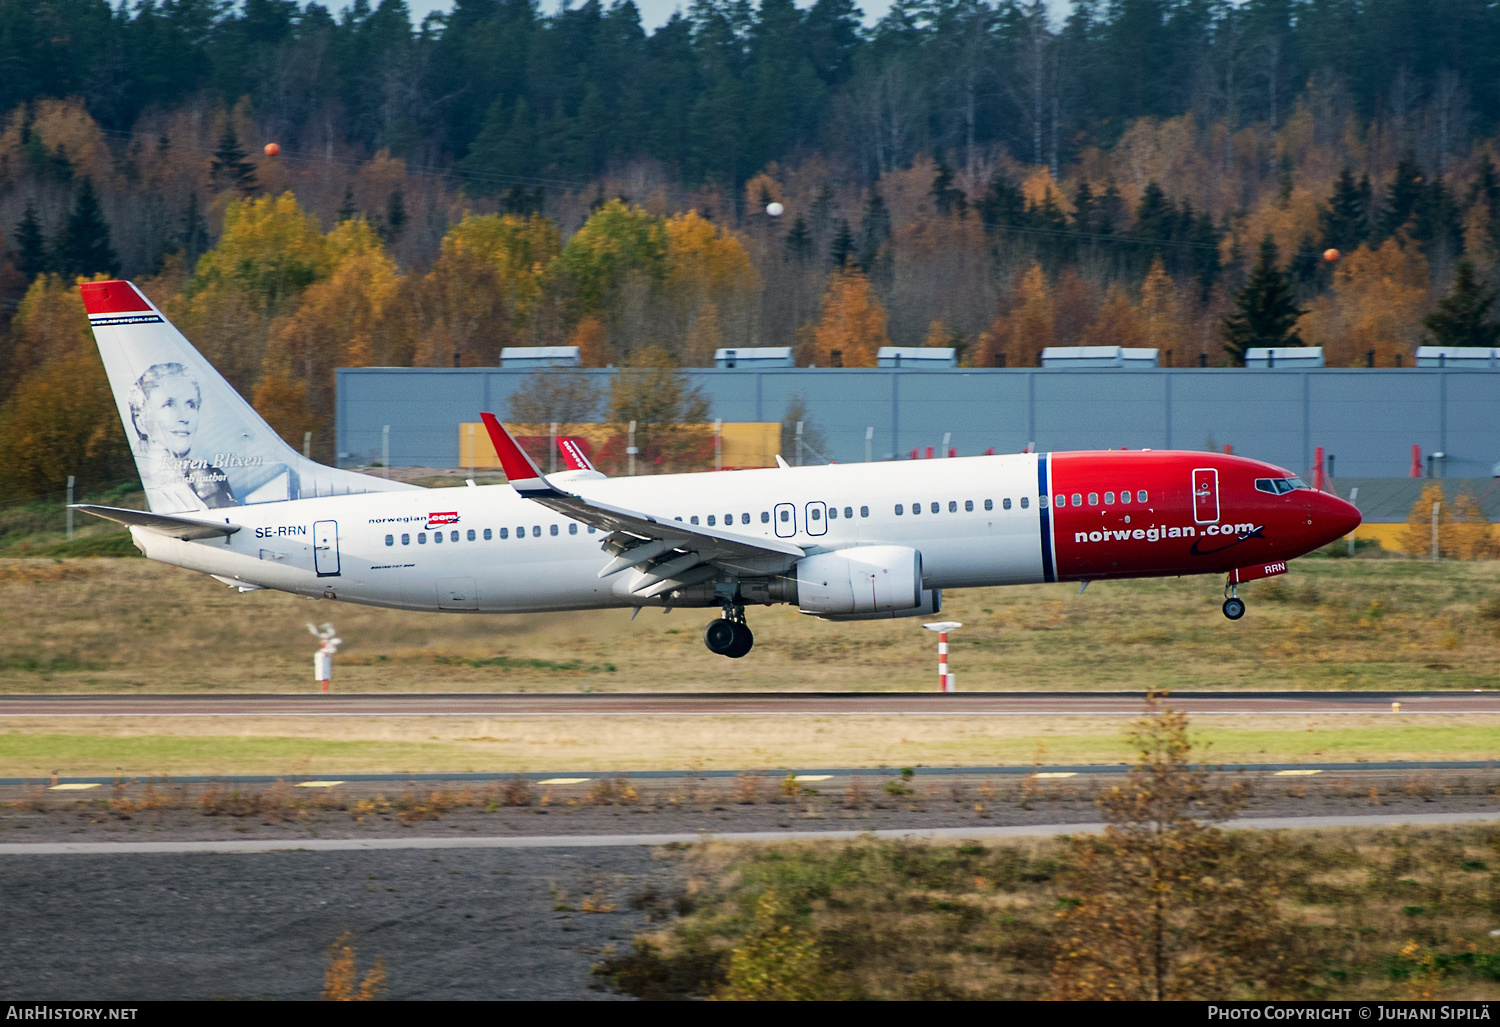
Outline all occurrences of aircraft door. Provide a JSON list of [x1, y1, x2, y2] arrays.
[[313, 520, 340, 576], [805, 501, 827, 536], [1191, 469, 1220, 524], [774, 503, 796, 538]]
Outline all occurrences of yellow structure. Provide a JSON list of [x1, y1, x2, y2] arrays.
[[459, 422, 782, 472]]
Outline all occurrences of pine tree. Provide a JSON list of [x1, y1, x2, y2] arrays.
[[784, 215, 812, 262], [14, 203, 48, 280], [54, 178, 119, 278], [382, 188, 406, 243], [1374, 153, 1424, 243], [1289, 232, 1320, 285], [210, 126, 259, 196], [829, 219, 854, 268], [1318, 167, 1370, 252], [337, 185, 358, 222], [1221, 236, 1304, 365], [930, 154, 967, 216], [181, 192, 209, 266], [1423, 261, 1500, 349]]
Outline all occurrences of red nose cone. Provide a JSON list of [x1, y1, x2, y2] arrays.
[[1317, 491, 1362, 542]]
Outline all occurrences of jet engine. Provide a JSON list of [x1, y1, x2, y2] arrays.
[[793, 545, 929, 617]]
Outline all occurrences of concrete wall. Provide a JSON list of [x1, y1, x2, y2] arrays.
[[336, 367, 1500, 479]]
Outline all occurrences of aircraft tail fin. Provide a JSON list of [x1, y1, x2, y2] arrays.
[[80, 280, 418, 514]]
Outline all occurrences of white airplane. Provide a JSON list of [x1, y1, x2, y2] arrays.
[[76, 280, 1359, 658]]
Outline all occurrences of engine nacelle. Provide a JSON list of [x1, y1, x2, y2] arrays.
[[819, 589, 941, 622], [795, 545, 923, 616]]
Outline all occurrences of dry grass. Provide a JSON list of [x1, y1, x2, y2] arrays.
[[0, 557, 1497, 693], [6, 712, 1500, 776], [598, 825, 1500, 1000]]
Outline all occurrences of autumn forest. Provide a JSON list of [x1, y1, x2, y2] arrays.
[[3, 0, 1500, 497]]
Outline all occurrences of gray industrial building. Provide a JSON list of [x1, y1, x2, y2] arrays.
[[337, 365, 1500, 485]]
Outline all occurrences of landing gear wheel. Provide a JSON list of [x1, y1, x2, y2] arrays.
[[724, 622, 754, 659], [1222, 597, 1246, 620], [704, 618, 738, 655]]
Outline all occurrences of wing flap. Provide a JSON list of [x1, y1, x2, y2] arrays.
[[71, 504, 240, 541]]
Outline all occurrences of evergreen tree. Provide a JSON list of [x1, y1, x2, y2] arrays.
[[856, 191, 890, 272], [930, 154, 967, 216], [1189, 210, 1222, 298], [53, 178, 118, 278], [1373, 153, 1424, 243], [1071, 181, 1096, 233], [784, 215, 812, 262], [210, 126, 259, 196], [1469, 155, 1500, 254], [1423, 261, 1500, 348], [978, 174, 1027, 235], [14, 203, 48, 280], [1289, 232, 1321, 285], [382, 188, 407, 243], [1413, 177, 1463, 259], [1221, 236, 1304, 365], [181, 192, 209, 266], [829, 219, 854, 268], [337, 185, 358, 222], [1318, 167, 1370, 252]]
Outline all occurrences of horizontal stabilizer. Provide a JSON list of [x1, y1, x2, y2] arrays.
[[71, 504, 240, 541]]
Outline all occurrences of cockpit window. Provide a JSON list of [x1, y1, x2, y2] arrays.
[[1254, 477, 1312, 495]]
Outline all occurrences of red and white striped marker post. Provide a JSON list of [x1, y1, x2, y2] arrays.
[[923, 621, 962, 692]]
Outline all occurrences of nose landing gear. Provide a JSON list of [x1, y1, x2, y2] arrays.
[[704, 602, 754, 658], [1222, 580, 1246, 620]]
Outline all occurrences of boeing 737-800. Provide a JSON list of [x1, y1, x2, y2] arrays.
[[75, 280, 1361, 658]]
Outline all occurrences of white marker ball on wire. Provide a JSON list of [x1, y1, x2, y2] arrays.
[[766, 201, 784, 217]]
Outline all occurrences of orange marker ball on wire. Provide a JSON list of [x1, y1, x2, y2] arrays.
[[263, 142, 280, 157], [1323, 247, 1340, 262]]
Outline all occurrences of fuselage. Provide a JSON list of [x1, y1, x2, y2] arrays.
[[132, 449, 1361, 614]]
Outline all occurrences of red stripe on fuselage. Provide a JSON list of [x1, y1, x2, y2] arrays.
[[1048, 451, 1359, 580]]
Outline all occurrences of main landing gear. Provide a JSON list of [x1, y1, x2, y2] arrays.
[[705, 603, 754, 658], [1222, 580, 1246, 620]]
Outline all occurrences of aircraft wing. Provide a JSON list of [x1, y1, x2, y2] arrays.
[[480, 414, 803, 596], [71, 504, 241, 541]]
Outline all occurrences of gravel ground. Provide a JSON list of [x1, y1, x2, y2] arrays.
[[0, 845, 678, 1000]]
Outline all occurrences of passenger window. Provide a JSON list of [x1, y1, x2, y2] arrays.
[[964, 500, 973, 512], [588, 525, 596, 533], [467, 529, 476, 541], [1024, 497, 1033, 509], [1104, 492, 1114, 504], [779, 510, 790, 522], [690, 515, 699, 525], [499, 528, 508, 539], [418, 532, 427, 544], [533, 525, 541, 536], [550, 524, 558, 536], [1000, 499, 1008, 510], [1087, 493, 1098, 506], [385, 534, 393, 546], [1137, 490, 1148, 503], [742, 513, 751, 524], [912, 501, 921, 515], [569, 523, 578, 535], [1072, 493, 1083, 506], [451, 530, 459, 542], [761, 512, 770, 523], [827, 508, 837, 520], [401, 533, 410, 545], [895, 504, 904, 515], [860, 506, 869, 517], [433, 532, 442, 544], [811, 507, 821, 521], [706, 515, 716, 526], [725, 513, 733, 524], [845, 507, 854, 519], [948, 501, 957, 512], [1119, 490, 1130, 504], [1054, 494, 1066, 508], [930, 502, 939, 513], [484, 528, 492, 540]]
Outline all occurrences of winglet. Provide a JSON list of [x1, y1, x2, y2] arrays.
[[479, 413, 551, 494], [557, 437, 597, 473]]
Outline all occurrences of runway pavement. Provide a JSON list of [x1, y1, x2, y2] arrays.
[[4, 811, 1500, 855], [1, 690, 1497, 717]]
